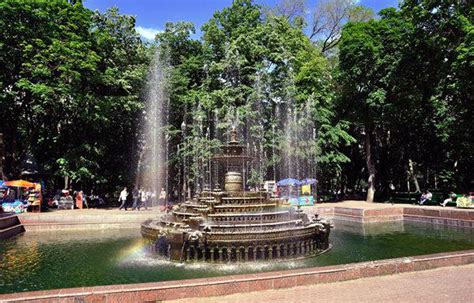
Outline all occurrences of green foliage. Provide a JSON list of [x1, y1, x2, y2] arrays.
[[158, 0, 354, 192], [338, 0, 473, 197], [0, 0, 149, 193], [3, 0, 471, 199]]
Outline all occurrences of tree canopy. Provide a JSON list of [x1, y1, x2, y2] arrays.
[[0, 0, 149, 194], [338, 0, 473, 200], [0, 0, 472, 201]]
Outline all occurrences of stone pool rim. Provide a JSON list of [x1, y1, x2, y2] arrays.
[[1, 249, 473, 302], [15, 202, 474, 232]]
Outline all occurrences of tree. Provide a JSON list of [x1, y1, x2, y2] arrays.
[[154, 0, 354, 195], [265, 0, 306, 26], [0, 1, 148, 194], [310, 0, 374, 53], [400, 0, 474, 191], [339, 20, 382, 202], [339, 1, 473, 201]]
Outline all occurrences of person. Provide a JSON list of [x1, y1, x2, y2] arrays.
[[88, 190, 96, 208], [131, 187, 139, 210], [150, 190, 156, 207], [275, 186, 280, 198], [82, 191, 89, 209], [146, 190, 152, 209], [98, 196, 105, 207], [118, 187, 128, 210], [441, 192, 457, 207], [173, 188, 178, 202], [418, 190, 432, 205], [75, 190, 83, 209], [139, 189, 148, 210], [159, 187, 167, 210]]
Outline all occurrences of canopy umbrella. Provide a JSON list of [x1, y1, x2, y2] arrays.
[[301, 178, 317, 185], [276, 178, 302, 186], [5, 180, 36, 188], [4, 180, 35, 202]]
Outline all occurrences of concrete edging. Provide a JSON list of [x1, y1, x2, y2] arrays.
[[1, 250, 474, 302], [15, 205, 474, 231], [309, 205, 474, 227]]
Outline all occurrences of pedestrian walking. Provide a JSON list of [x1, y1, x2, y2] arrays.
[[118, 187, 128, 210], [139, 189, 147, 210], [131, 187, 139, 210]]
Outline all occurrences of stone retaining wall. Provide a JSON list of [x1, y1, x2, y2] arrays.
[[0, 215, 25, 240], [18, 211, 159, 231], [308, 205, 474, 227], [15, 206, 474, 232], [1, 250, 473, 303], [403, 207, 474, 228]]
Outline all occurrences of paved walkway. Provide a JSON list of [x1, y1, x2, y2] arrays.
[[167, 264, 474, 303], [15, 199, 473, 218]]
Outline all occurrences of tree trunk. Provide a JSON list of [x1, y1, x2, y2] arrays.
[[364, 125, 376, 203], [134, 147, 145, 187], [408, 158, 420, 192]]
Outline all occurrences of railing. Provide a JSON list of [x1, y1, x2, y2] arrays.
[[214, 203, 276, 213], [208, 211, 291, 224], [207, 225, 317, 242]]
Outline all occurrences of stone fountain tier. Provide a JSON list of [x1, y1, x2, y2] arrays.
[[141, 188, 331, 262], [141, 128, 331, 262]]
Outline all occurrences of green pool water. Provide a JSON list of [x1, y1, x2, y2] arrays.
[[1, 221, 473, 294]]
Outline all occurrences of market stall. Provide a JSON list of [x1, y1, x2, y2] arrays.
[[1, 180, 39, 213], [276, 178, 317, 206]]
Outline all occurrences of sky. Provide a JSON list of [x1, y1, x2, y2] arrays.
[[83, 0, 401, 40]]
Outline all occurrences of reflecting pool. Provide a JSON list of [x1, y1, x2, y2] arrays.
[[1, 221, 473, 294]]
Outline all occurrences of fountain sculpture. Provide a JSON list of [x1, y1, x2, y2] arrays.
[[141, 128, 331, 262]]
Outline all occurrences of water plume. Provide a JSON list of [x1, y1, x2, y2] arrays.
[[137, 49, 170, 204]]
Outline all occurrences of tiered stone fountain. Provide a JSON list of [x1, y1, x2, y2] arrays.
[[141, 128, 331, 262]]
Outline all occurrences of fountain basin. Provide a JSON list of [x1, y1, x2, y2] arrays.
[[2, 221, 474, 295]]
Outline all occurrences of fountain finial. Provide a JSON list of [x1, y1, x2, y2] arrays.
[[230, 126, 238, 143]]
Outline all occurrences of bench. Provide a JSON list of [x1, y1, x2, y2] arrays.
[[388, 192, 421, 204], [387, 190, 466, 207], [419, 191, 445, 205], [424, 192, 461, 206]]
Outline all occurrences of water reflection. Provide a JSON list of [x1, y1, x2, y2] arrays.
[[1, 222, 473, 294], [333, 220, 474, 244], [333, 220, 406, 235]]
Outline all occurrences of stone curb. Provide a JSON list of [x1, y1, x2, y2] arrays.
[[1, 249, 474, 303]]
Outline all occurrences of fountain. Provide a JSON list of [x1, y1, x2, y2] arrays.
[[141, 127, 331, 262], [137, 49, 169, 204]]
